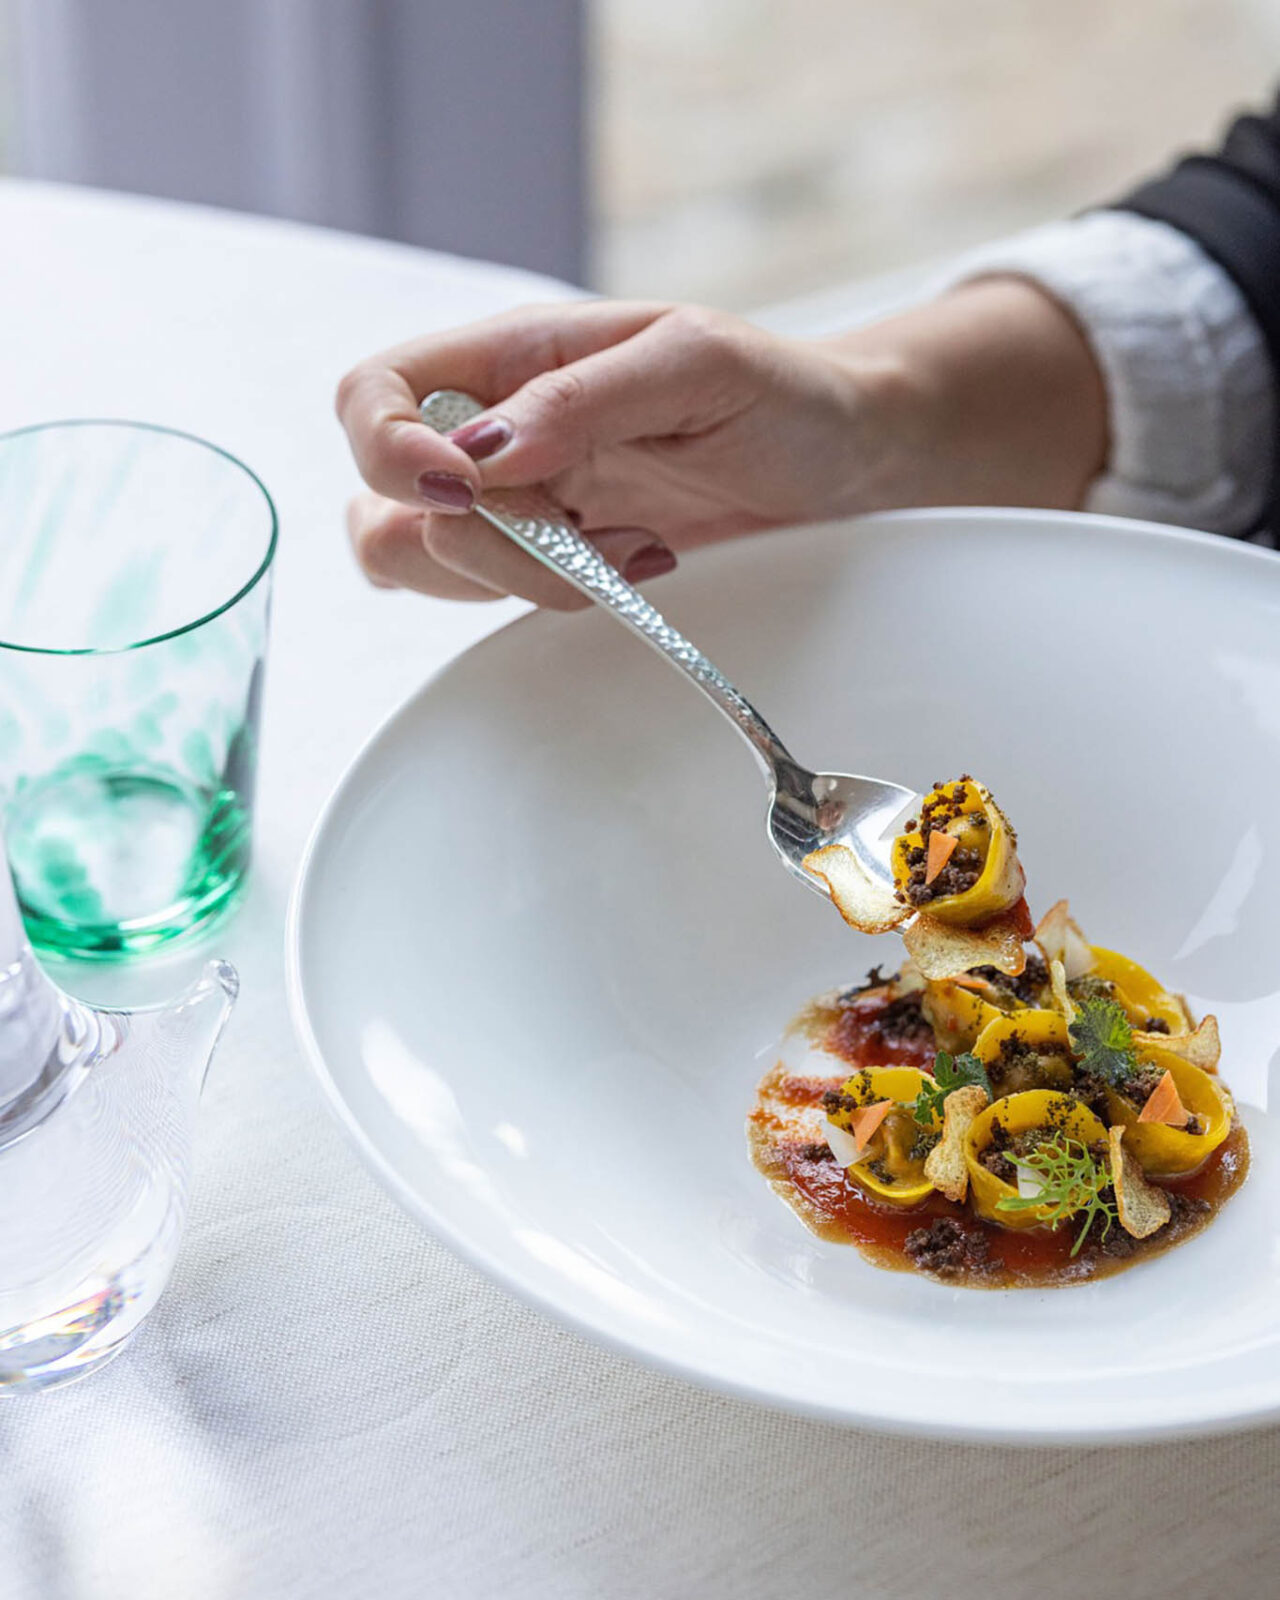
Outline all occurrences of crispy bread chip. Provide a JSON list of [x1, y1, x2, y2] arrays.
[[923, 1084, 988, 1202], [903, 909, 1028, 981], [1108, 1126, 1172, 1239], [1048, 956, 1077, 1024], [802, 843, 906, 935], [1170, 992, 1196, 1031], [1033, 899, 1093, 980], [1136, 1014, 1221, 1073]]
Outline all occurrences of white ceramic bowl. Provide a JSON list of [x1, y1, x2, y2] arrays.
[[289, 508, 1280, 1443]]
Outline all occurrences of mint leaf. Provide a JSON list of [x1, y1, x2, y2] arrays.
[[913, 1049, 992, 1126]]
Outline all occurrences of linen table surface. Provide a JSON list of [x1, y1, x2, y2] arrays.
[[0, 180, 1276, 1600]]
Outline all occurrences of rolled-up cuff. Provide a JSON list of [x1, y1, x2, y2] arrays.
[[940, 211, 1276, 538]]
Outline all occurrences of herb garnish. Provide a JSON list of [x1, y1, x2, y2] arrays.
[[913, 1050, 992, 1126], [995, 1133, 1117, 1256], [1068, 997, 1138, 1086]]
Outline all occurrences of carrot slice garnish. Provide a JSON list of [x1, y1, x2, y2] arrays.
[[850, 1099, 894, 1153], [1137, 1068, 1189, 1128], [924, 830, 959, 885]]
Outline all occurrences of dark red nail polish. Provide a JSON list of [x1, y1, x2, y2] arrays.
[[417, 471, 475, 511], [623, 543, 678, 583], [450, 417, 513, 462]]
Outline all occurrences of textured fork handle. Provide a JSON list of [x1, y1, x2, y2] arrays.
[[419, 389, 794, 776]]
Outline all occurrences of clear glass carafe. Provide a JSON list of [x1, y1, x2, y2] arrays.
[[0, 822, 236, 1392]]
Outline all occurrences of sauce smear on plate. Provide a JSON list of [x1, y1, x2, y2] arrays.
[[749, 986, 1249, 1288]]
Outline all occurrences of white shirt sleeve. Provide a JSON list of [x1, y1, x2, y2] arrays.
[[943, 210, 1276, 536]]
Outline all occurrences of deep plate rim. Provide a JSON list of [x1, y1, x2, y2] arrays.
[[286, 505, 1280, 1445]]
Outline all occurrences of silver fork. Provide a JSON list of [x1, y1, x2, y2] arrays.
[[420, 389, 917, 898]]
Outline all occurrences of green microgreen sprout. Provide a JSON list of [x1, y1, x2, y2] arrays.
[[995, 1132, 1117, 1256]]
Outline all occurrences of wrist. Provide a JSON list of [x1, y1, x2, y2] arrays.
[[817, 277, 1110, 514]]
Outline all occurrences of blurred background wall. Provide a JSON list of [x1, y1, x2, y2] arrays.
[[597, 0, 1280, 309], [1, 0, 1278, 309], [5, 0, 587, 283]]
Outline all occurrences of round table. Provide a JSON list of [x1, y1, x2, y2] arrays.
[[1, 179, 1276, 1600]]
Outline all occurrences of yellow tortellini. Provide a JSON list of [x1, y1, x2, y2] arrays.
[[972, 1010, 1074, 1095], [1103, 1047, 1232, 1176], [965, 1091, 1110, 1230], [1084, 947, 1190, 1035], [891, 777, 1025, 928], [824, 1066, 939, 1206]]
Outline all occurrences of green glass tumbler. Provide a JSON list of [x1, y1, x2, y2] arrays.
[[0, 421, 277, 959]]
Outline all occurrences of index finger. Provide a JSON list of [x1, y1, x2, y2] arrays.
[[334, 300, 666, 507]]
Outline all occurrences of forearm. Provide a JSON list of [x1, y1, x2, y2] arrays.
[[820, 276, 1110, 517], [933, 211, 1276, 537]]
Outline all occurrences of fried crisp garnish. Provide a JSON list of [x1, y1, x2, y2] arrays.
[[1170, 992, 1196, 1031], [1108, 1126, 1172, 1239], [903, 908, 1028, 981], [802, 843, 906, 935], [923, 1084, 988, 1202], [1136, 1014, 1221, 1073], [1033, 899, 1093, 980], [1048, 956, 1076, 1024]]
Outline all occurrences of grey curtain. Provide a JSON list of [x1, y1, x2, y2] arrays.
[[12, 0, 587, 284]]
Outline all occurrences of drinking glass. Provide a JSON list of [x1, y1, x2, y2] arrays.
[[0, 420, 277, 958]]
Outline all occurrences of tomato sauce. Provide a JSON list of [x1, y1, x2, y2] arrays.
[[749, 985, 1250, 1288]]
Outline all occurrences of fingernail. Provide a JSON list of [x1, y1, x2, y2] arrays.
[[593, 527, 678, 584], [416, 471, 475, 511], [449, 416, 513, 462], [624, 542, 678, 583]]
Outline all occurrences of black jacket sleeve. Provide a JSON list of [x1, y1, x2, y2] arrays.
[[1113, 94, 1280, 538]]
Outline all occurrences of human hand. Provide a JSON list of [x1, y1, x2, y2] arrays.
[[335, 299, 911, 609], [336, 283, 1107, 610]]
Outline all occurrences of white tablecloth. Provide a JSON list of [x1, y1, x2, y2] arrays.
[[2, 180, 1278, 1600]]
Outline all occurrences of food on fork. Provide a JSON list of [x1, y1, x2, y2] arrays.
[[890, 776, 1024, 925], [804, 777, 1032, 980], [748, 778, 1248, 1287]]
